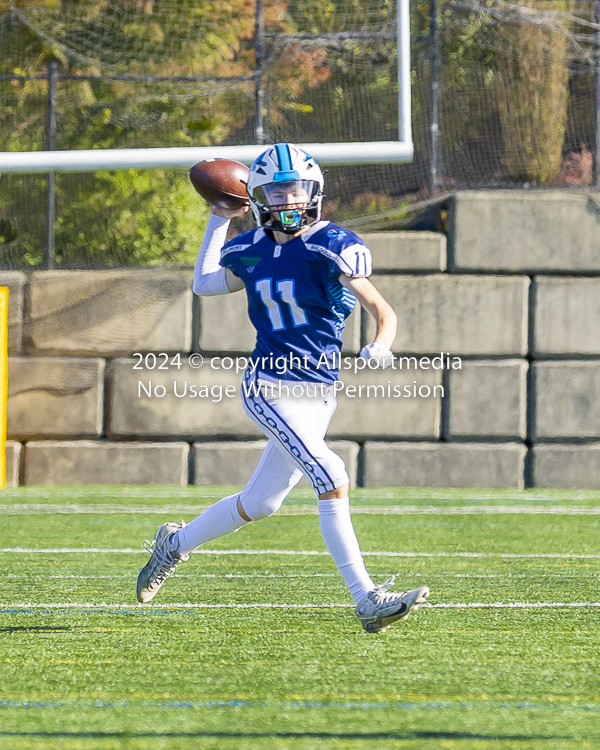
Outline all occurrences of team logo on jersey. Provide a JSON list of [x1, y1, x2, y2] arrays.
[[326, 228, 348, 245], [240, 256, 261, 271]]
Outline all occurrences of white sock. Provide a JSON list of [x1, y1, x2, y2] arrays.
[[318, 497, 374, 604], [176, 494, 248, 555]]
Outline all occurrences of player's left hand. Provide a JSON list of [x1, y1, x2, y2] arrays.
[[360, 341, 394, 369]]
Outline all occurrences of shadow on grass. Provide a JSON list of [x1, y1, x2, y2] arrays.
[[0, 626, 70, 633]]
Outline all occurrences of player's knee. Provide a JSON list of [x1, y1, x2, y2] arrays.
[[236, 496, 253, 523], [238, 492, 284, 521], [260, 495, 285, 519], [320, 452, 349, 492]]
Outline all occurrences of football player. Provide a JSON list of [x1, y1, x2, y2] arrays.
[[137, 143, 429, 633]]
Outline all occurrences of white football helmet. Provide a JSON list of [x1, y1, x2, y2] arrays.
[[247, 143, 325, 233]]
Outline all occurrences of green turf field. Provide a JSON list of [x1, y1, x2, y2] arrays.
[[1, 486, 600, 750]]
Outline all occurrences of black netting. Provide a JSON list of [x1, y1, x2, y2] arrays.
[[0, 0, 598, 269]]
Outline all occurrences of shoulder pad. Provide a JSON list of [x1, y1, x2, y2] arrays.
[[307, 223, 366, 255]]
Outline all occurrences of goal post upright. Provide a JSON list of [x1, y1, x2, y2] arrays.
[[0, 287, 8, 490], [398, 0, 412, 145]]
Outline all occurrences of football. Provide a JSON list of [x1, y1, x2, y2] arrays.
[[189, 158, 250, 210]]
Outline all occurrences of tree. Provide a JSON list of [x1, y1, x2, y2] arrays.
[[495, 0, 574, 183], [0, 0, 331, 267]]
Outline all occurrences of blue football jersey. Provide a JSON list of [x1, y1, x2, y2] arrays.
[[220, 220, 373, 384]]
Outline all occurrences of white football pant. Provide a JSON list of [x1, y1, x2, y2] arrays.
[[239, 369, 349, 516]]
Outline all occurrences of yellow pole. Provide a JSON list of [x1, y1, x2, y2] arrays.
[[0, 287, 8, 489]]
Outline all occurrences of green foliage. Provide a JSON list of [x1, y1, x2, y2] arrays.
[[0, 1, 254, 267], [1, 169, 209, 268], [53, 169, 210, 267], [437, 7, 499, 149], [0, 217, 17, 245], [495, 0, 574, 183], [0, 1, 337, 267], [290, 0, 396, 34], [0, 0, 589, 265]]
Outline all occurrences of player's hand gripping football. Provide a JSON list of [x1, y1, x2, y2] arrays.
[[360, 341, 394, 368]]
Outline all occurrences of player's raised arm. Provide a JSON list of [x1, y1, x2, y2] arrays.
[[340, 275, 397, 366], [192, 205, 246, 295]]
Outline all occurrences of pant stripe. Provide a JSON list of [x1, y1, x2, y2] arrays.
[[241, 371, 336, 494], [256, 389, 336, 491]]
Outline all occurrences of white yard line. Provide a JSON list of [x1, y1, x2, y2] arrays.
[[3, 547, 600, 559], [1, 697, 599, 712], [4, 503, 600, 515], [6, 571, 340, 581], [1, 504, 212, 515], [1, 695, 599, 714], [7, 572, 600, 581], [2, 601, 600, 610], [6, 572, 599, 581], [3, 488, 599, 502]]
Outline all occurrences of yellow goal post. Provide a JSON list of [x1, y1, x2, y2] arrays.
[[0, 287, 7, 489]]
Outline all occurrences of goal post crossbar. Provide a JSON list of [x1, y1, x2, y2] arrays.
[[0, 141, 414, 174]]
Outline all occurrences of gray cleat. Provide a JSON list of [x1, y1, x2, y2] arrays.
[[356, 576, 430, 633], [136, 521, 189, 603]]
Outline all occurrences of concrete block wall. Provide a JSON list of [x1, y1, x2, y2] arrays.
[[3, 189, 600, 488]]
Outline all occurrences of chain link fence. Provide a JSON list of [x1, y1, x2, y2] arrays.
[[1, 0, 599, 270]]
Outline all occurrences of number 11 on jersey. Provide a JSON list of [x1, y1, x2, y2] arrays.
[[255, 278, 308, 331]]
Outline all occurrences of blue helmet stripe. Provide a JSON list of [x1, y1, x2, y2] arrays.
[[272, 143, 300, 182], [275, 143, 293, 172], [273, 170, 301, 182]]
